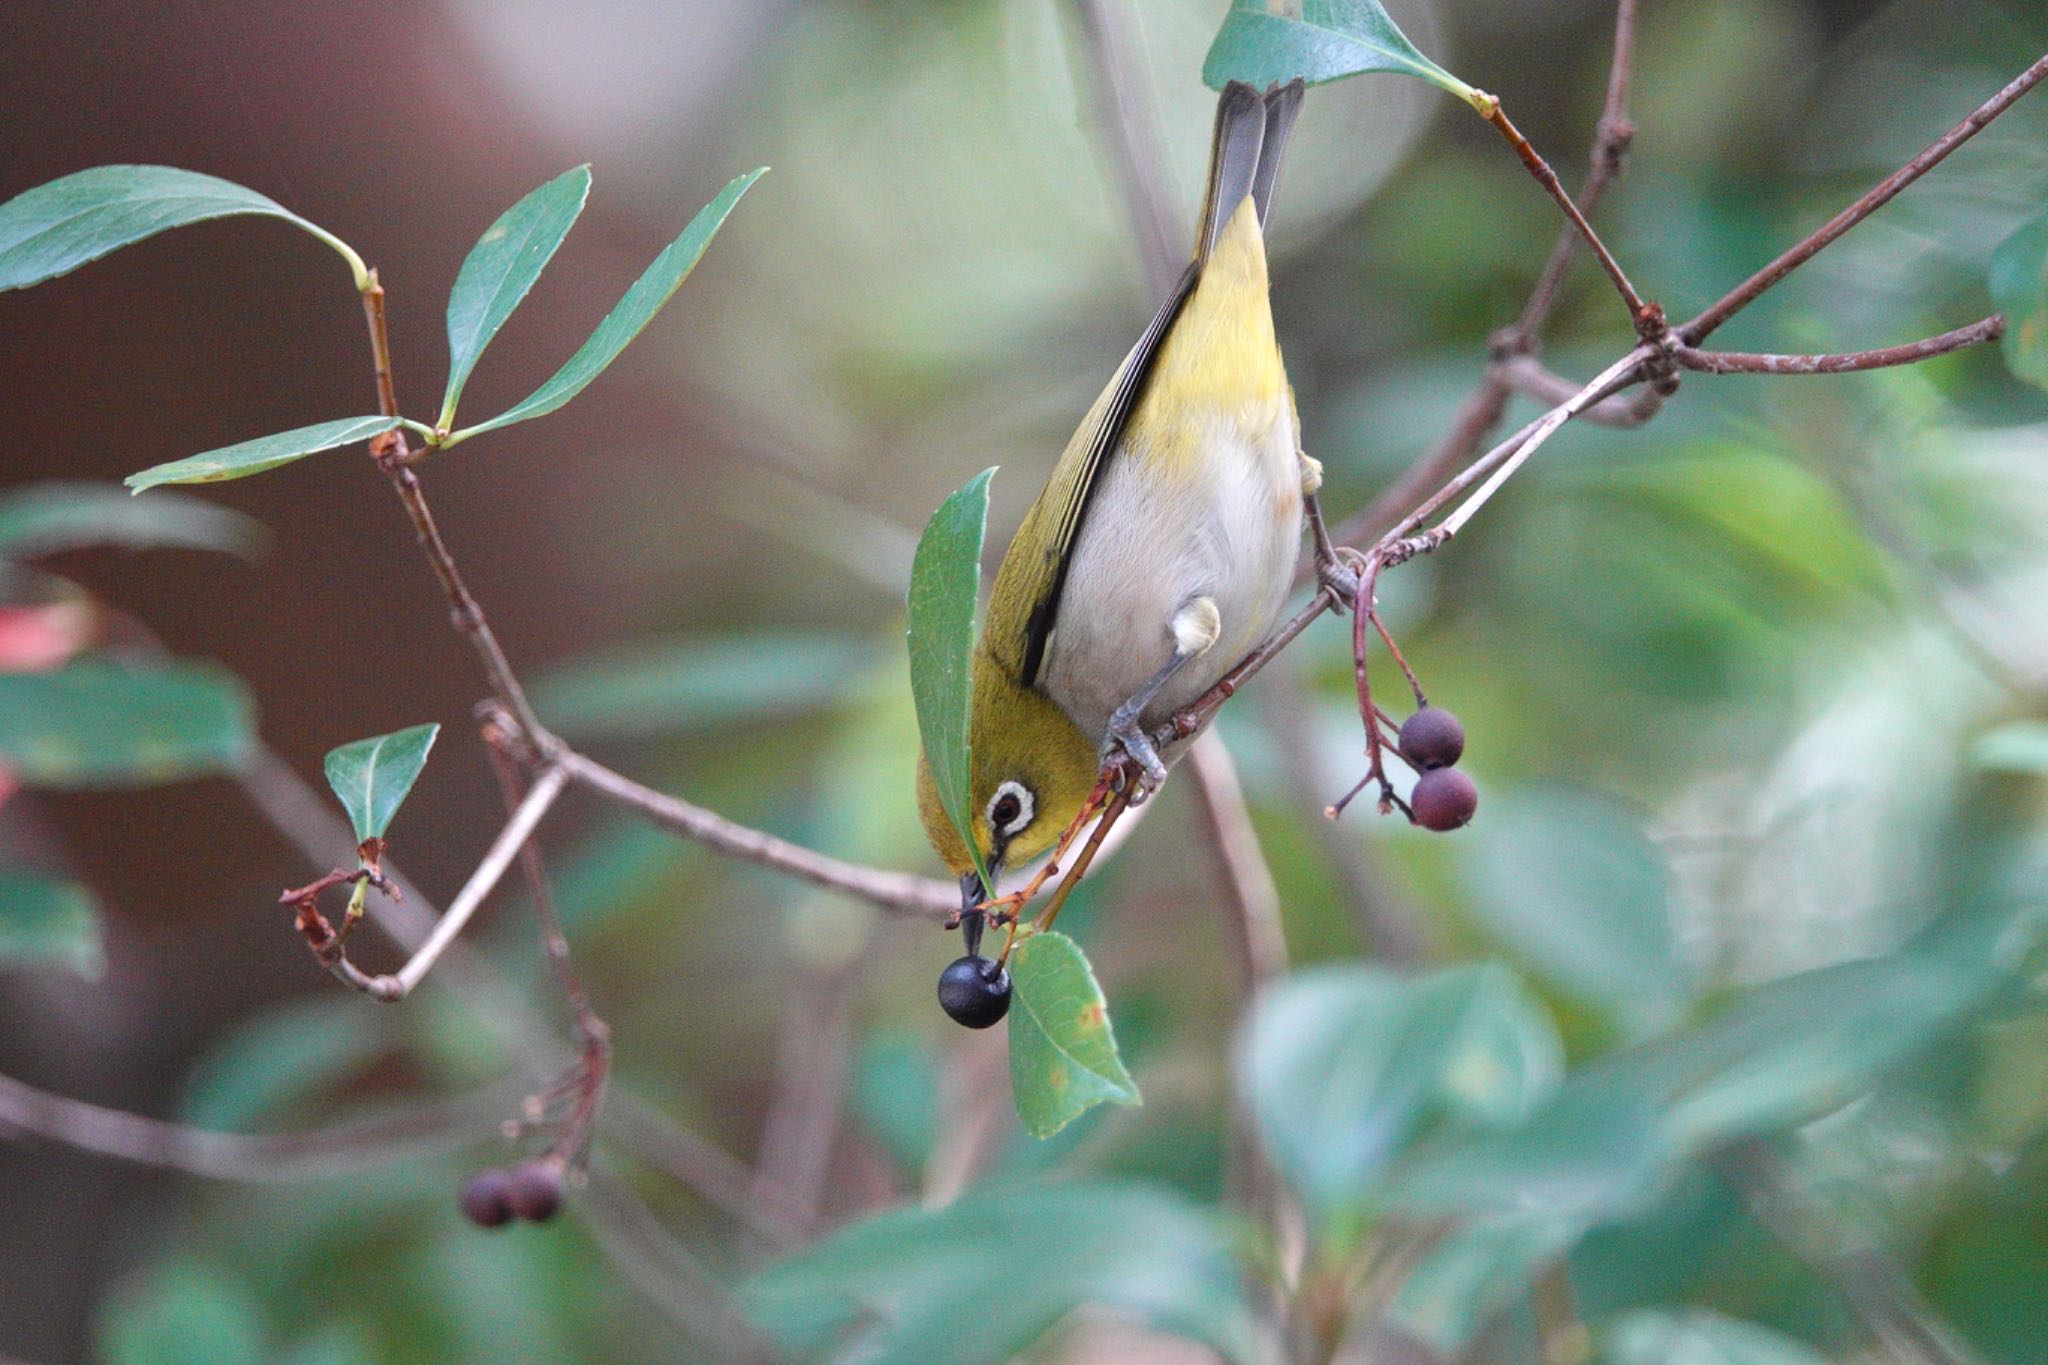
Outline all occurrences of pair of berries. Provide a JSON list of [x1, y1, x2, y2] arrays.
[[1400, 706, 1477, 831], [460, 1159, 565, 1227]]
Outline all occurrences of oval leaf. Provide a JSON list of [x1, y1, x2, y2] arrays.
[[0, 164, 365, 292], [1990, 211, 2048, 389], [0, 481, 265, 560], [0, 658, 253, 787], [438, 166, 592, 430], [446, 167, 764, 443], [125, 416, 399, 493], [0, 867, 103, 978], [1202, 0, 1482, 107], [323, 722, 440, 844], [1007, 930, 1139, 1139], [1238, 962, 1562, 1230], [907, 468, 995, 888], [1460, 787, 1692, 1037]]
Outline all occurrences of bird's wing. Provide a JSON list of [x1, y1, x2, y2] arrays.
[[1011, 83, 1284, 688]]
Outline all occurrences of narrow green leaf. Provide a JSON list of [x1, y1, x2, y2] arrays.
[[0, 164, 367, 292], [124, 416, 399, 493], [1008, 930, 1139, 1139], [0, 658, 253, 787], [531, 630, 881, 739], [0, 481, 265, 560], [445, 167, 764, 442], [323, 722, 440, 844], [1990, 211, 2048, 389], [439, 166, 591, 430], [0, 867, 104, 978], [743, 1181, 1252, 1363], [907, 469, 995, 889], [1202, 0, 1482, 107], [1239, 963, 1562, 1231]]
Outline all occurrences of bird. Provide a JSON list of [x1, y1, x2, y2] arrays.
[[917, 79, 1319, 936]]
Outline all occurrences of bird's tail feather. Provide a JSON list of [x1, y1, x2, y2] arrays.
[[1195, 79, 1306, 262]]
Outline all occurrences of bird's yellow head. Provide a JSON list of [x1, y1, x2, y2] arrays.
[[916, 654, 1102, 904]]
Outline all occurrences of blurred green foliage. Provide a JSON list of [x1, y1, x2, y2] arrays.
[[3, 0, 2048, 1361]]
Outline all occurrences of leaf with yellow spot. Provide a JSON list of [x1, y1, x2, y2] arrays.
[[1007, 930, 1139, 1139]]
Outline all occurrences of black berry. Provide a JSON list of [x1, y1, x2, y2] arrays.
[[460, 1168, 514, 1228], [937, 954, 1012, 1028], [1399, 706, 1465, 770], [1412, 767, 1478, 831], [505, 1159, 566, 1222]]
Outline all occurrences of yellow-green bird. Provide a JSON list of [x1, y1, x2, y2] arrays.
[[918, 79, 1317, 943]]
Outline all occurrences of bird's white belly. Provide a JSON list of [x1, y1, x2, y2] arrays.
[[1038, 399, 1302, 748]]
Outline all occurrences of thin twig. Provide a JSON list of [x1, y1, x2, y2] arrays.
[[1069, 0, 1180, 298], [0, 1067, 510, 1182], [1498, 353, 1664, 424], [482, 731, 611, 1173], [1680, 52, 2048, 344], [1183, 732, 1287, 988], [553, 746, 959, 920], [1674, 314, 2003, 375], [295, 765, 569, 1000]]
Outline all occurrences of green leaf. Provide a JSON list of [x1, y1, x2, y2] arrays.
[[1007, 930, 1139, 1139], [322, 722, 440, 844], [0, 658, 253, 787], [743, 1181, 1252, 1363], [531, 630, 881, 739], [1971, 720, 2048, 774], [181, 996, 387, 1130], [1239, 963, 1562, 1231], [1989, 211, 2048, 389], [438, 166, 591, 431], [0, 164, 366, 293], [0, 867, 103, 978], [1392, 1078, 1675, 1222], [0, 482, 265, 560], [1202, 0, 1482, 107], [907, 468, 995, 889], [1391, 1214, 1582, 1353], [445, 167, 764, 443], [1461, 787, 1693, 1036], [1603, 1309, 1830, 1365], [124, 416, 399, 493], [100, 1257, 271, 1365]]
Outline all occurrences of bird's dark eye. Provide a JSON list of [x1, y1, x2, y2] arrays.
[[986, 780, 1035, 838]]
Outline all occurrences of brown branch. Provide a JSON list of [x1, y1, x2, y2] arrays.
[[482, 731, 610, 1174], [1680, 52, 2048, 344], [0, 1066, 509, 1182], [1478, 95, 1652, 333], [1183, 732, 1287, 988], [1675, 314, 2003, 375], [1498, 353, 1664, 425], [1322, 0, 1644, 562], [550, 744, 959, 920], [1069, 0, 1181, 299]]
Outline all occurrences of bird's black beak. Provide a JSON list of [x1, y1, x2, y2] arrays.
[[958, 868, 989, 957]]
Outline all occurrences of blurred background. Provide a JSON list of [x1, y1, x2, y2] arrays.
[[5, 0, 2048, 1360]]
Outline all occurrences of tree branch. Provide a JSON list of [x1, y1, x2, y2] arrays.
[[0, 1067, 509, 1182], [1680, 52, 2048, 344], [1069, 0, 1181, 299], [1674, 314, 2003, 375]]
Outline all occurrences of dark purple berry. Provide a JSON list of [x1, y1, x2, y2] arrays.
[[505, 1159, 566, 1222], [1412, 767, 1478, 831], [937, 954, 1011, 1028], [1399, 706, 1465, 770], [460, 1168, 514, 1228]]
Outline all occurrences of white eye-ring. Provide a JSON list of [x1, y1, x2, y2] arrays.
[[986, 781, 1035, 838]]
